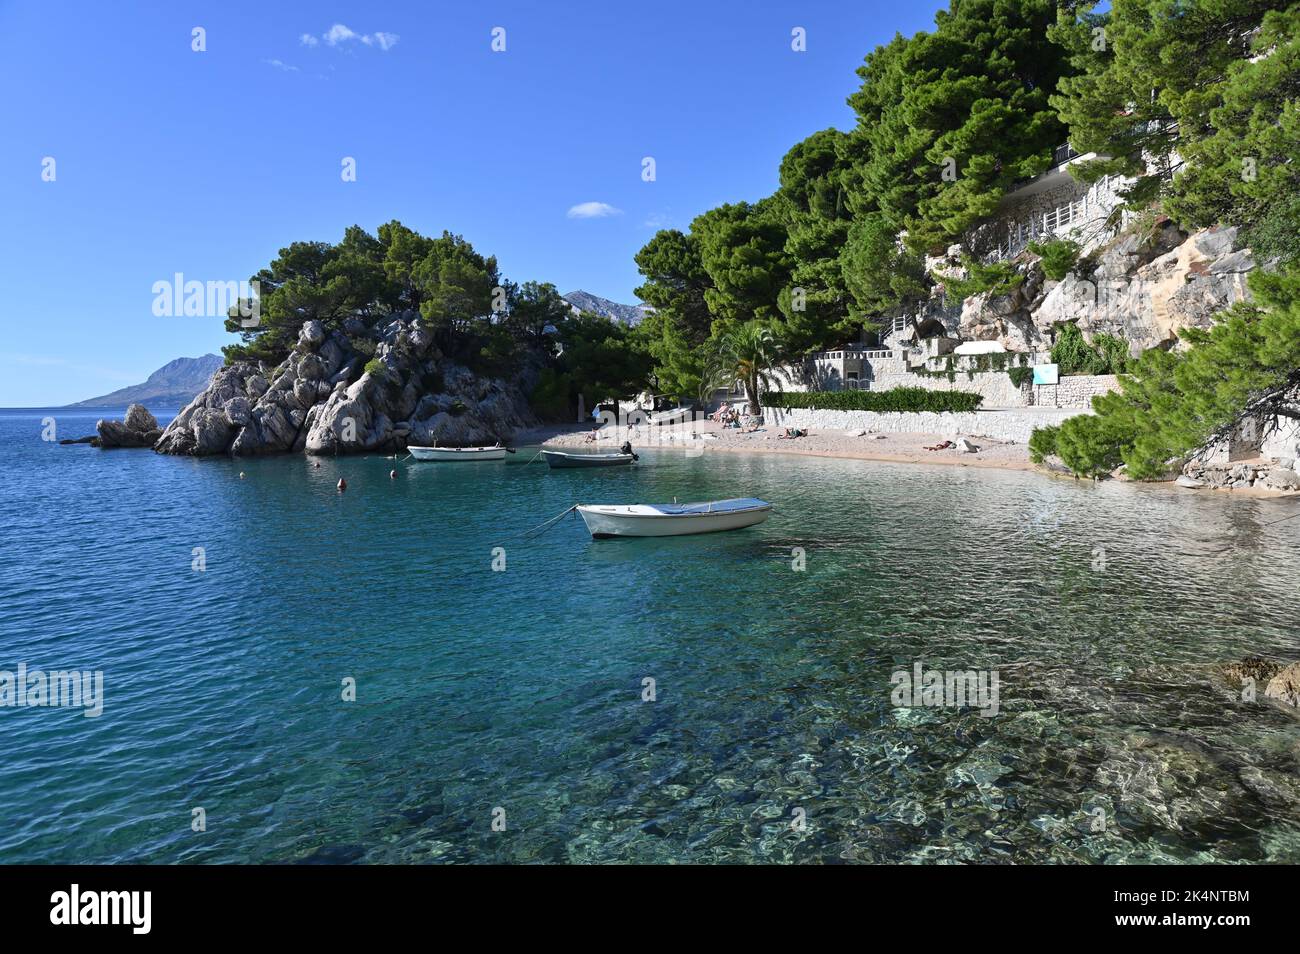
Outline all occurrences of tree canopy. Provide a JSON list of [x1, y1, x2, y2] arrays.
[[633, 0, 1081, 390], [846, 0, 1071, 254], [1050, 0, 1295, 221]]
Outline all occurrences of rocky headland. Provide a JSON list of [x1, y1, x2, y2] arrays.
[[154, 315, 537, 457]]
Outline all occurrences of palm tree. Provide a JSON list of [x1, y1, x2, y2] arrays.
[[708, 320, 783, 416]]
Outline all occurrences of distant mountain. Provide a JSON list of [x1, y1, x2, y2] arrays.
[[69, 354, 223, 408], [562, 290, 651, 328]]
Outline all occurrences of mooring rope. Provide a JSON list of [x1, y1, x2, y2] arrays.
[[522, 504, 578, 538]]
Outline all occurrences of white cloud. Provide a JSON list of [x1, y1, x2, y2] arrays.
[[325, 23, 357, 46], [642, 212, 671, 229], [264, 59, 300, 72], [301, 24, 399, 51], [567, 202, 623, 220]]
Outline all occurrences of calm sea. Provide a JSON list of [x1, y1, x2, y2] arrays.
[[3, 406, 1300, 863]]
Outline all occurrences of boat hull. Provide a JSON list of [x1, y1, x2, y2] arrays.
[[408, 446, 507, 462], [576, 499, 771, 538], [543, 450, 634, 469]]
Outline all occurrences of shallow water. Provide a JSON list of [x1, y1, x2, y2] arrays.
[[3, 407, 1300, 863]]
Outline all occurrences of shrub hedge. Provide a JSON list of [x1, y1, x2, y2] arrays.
[[763, 387, 984, 413]]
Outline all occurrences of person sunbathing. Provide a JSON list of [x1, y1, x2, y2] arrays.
[[924, 439, 954, 451]]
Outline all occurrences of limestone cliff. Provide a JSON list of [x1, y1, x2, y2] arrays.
[[936, 223, 1256, 354], [155, 317, 537, 457]]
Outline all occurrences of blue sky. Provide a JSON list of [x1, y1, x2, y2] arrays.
[[0, 0, 939, 406]]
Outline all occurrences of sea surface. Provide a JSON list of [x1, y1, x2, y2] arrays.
[[3, 406, 1300, 864]]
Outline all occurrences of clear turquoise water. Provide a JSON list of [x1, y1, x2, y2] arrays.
[[3, 407, 1300, 864]]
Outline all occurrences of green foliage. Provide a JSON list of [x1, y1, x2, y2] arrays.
[[1028, 238, 1082, 281], [222, 221, 511, 371], [692, 200, 793, 330], [765, 387, 984, 414], [940, 258, 1024, 302], [840, 212, 928, 320], [1050, 323, 1129, 375], [500, 281, 570, 344], [1163, 5, 1300, 266], [634, 228, 715, 398], [363, 357, 386, 379], [775, 129, 862, 347], [556, 313, 652, 412], [1050, 0, 1293, 223], [706, 320, 784, 414], [414, 232, 500, 342], [529, 368, 572, 420], [845, 0, 1070, 255], [1054, 409, 1136, 477], [1246, 194, 1300, 268], [1008, 366, 1035, 389], [1027, 424, 1059, 464], [527, 313, 652, 421], [1091, 334, 1132, 375], [1052, 266, 1300, 479], [628, 0, 1293, 439]]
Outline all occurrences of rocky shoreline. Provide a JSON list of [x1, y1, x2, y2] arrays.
[[121, 317, 539, 457]]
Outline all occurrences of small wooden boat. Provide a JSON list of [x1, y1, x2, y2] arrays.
[[576, 497, 771, 538], [408, 445, 508, 462], [543, 449, 636, 469]]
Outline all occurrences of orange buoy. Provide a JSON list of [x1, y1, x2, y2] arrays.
[[337, 477, 347, 492]]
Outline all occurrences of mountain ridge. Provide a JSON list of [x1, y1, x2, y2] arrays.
[[69, 354, 223, 408], [562, 290, 650, 328]]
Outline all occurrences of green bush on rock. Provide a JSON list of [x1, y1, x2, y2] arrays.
[[1027, 238, 1082, 281], [1051, 323, 1130, 376], [1038, 267, 1300, 480]]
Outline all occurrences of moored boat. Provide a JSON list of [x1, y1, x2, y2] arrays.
[[576, 497, 771, 538], [408, 445, 508, 462], [543, 449, 635, 469]]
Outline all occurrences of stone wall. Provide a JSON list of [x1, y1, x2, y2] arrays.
[[770, 364, 1119, 410], [1049, 374, 1121, 409], [872, 371, 1027, 408], [761, 404, 1089, 444]]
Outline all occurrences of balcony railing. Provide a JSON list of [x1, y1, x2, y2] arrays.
[[812, 349, 896, 361], [987, 174, 1124, 262], [1050, 142, 1081, 168]]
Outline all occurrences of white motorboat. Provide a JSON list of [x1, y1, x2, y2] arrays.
[[408, 445, 508, 462], [648, 404, 694, 425], [576, 497, 771, 538], [542, 450, 636, 469]]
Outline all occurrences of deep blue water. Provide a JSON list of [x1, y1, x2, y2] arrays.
[[3, 406, 1300, 863]]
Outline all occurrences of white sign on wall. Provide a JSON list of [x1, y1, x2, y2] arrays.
[[1033, 364, 1060, 386]]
